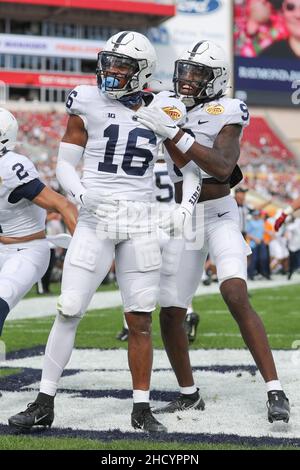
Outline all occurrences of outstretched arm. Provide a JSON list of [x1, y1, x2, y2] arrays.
[[33, 186, 78, 234], [135, 104, 242, 182]]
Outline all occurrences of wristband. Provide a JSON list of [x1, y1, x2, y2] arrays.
[[175, 133, 195, 154]]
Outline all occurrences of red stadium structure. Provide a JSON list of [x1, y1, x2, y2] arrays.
[[0, 0, 176, 101]]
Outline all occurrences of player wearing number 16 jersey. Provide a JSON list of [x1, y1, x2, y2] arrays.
[[9, 31, 201, 433]]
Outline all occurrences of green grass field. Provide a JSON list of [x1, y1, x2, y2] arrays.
[[24, 280, 118, 299], [1, 284, 300, 450]]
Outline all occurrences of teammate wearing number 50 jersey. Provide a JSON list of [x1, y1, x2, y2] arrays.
[[0, 108, 77, 339], [9, 31, 201, 433], [136, 40, 290, 423]]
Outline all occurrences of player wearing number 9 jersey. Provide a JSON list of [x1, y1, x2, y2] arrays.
[[135, 40, 290, 423], [8, 31, 201, 434]]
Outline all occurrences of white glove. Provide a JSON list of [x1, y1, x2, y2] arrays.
[[134, 106, 180, 140], [78, 189, 118, 221], [160, 205, 192, 237]]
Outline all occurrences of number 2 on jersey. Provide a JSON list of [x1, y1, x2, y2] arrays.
[[12, 163, 29, 181], [98, 124, 157, 176]]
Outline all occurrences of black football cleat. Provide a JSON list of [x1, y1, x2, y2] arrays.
[[8, 401, 54, 432], [153, 388, 205, 414], [184, 311, 200, 343], [131, 407, 167, 432], [116, 327, 129, 341], [267, 390, 290, 423]]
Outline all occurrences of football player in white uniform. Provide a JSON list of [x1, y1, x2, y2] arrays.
[[9, 31, 201, 433], [116, 159, 201, 342], [135, 40, 290, 423], [0, 108, 77, 337]]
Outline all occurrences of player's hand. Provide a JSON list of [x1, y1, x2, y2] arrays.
[[47, 233, 72, 249], [274, 212, 288, 231], [160, 205, 192, 237], [78, 189, 117, 215], [60, 200, 78, 235], [134, 106, 180, 140]]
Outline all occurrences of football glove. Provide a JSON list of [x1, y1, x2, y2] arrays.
[[134, 106, 180, 141], [160, 204, 192, 237], [77, 189, 118, 221]]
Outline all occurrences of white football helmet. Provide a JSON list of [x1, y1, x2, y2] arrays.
[[96, 31, 157, 99], [173, 40, 229, 106], [0, 108, 18, 156]]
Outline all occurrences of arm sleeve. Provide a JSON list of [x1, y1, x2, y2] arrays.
[[56, 142, 85, 202], [8, 178, 45, 204], [180, 161, 202, 215]]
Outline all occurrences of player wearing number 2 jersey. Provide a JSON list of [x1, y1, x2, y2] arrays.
[[0, 108, 77, 338], [9, 31, 201, 433]]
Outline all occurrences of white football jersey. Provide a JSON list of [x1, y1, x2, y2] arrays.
[[0, 151, 46, 237], [165, 96, 250, 182], [66, 86, 186, 202]]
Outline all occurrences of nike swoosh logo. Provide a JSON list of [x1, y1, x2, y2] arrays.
[[17, 248, 25, 251], [166, 125, 176, 129], [218, 211, 230, 218], [34, 414, 49, 424], [198, 120, 209, 125]]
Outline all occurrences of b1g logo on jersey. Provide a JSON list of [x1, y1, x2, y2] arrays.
[[178, 0, 221, 15], [205, 104, 224, 115], [162, 106, 183, 121]]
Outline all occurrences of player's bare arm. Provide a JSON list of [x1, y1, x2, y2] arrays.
[[61, 114, 88, 147], [168, 123, 242, 182], [32, 186, 78, 235]]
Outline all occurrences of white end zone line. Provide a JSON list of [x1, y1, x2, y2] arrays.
[[7, 274, 300, 321]]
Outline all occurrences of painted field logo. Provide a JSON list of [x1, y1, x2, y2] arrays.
[[0, 340, 5, 363], [1, 348, 299, 445], [178, 0, 221, 15], [162, 106, 183, 121], [205, 104, 224, 115]]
